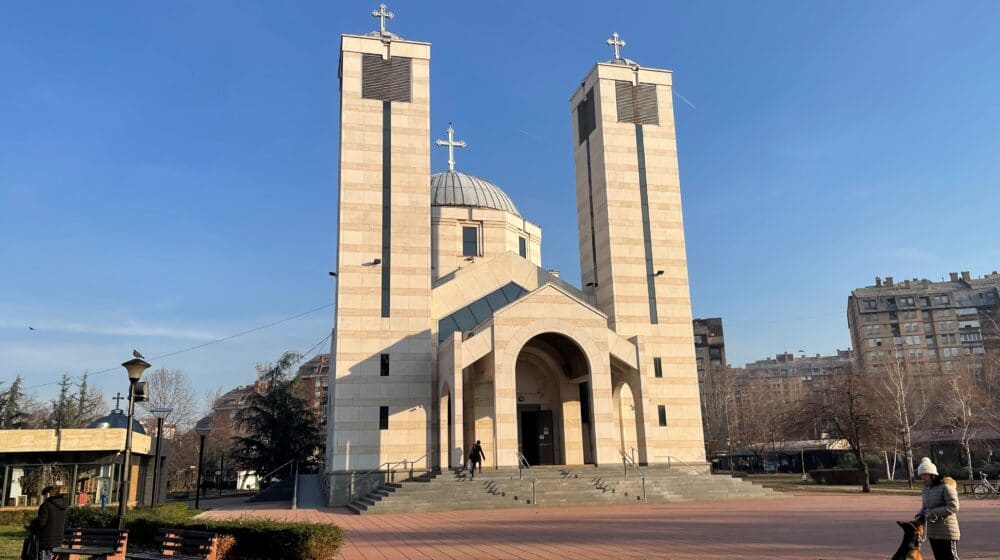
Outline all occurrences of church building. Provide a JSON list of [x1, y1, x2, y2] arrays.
[[326, 7, 704, 506]]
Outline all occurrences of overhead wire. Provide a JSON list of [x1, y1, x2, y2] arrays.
[[22, 302, 334, 390]]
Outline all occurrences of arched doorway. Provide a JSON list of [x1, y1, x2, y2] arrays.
[[514, 333, 593, 466], [614, 381, 640, 458]]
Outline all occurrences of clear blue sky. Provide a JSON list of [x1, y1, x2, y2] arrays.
[[3, 1, 999, 403]]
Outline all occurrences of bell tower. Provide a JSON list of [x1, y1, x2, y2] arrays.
[[327, 5, 434, 505], [569, 35, 706, 465]]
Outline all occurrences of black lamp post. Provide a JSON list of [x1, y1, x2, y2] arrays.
[[194, 418, 213, 509], [149, 407, 173, 508], [116, 357, 150, 530]]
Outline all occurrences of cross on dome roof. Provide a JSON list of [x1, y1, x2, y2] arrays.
[[434, 123, 466, 172]]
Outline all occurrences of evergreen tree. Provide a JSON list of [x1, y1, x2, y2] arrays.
[[50, 373, 75, 428], [0, 375, 28, 428], [233, 352, 324, 483]]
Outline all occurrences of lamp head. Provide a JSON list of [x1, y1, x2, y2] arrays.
[[121, 358, 151, 382], [195, 416, 214, 436]]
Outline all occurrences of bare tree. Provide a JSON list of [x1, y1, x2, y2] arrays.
[[139, 368, 199, 431], [732, 374, 799, 471], [701, 364, 739, 463], [809, 366, 887, 492], [940, 358, 981, 481], [871, 344, 931, 487]]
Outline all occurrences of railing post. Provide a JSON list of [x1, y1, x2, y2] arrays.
[[641, 475, 646, 502], [531, 478, 536, 506], [409, 459, 414, 481]]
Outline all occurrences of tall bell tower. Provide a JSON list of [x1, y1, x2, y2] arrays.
[[327, 5, 434, 505], [569, 34, 706, 465]]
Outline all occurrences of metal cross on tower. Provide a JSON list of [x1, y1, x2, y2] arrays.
[[372, 3, 394, 35], [435, 124, 466, 172], [607, 32, 626, 61], [112, 392, 125, 409]]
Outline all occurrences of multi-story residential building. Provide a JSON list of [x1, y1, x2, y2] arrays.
[[743, 350, 853, 402], [295, 353, 330, 426], [848, 271, 1000, 374]]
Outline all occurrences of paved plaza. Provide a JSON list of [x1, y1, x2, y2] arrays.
[[201, 493, 1000, 559]]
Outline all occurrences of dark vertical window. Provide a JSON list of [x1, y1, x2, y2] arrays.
[[635, 124, 658, 324], [379, 406, 389, 430], [658, 405, 667, 427], [380, 101, 392, 318], [462, 226, 478, 257], [653, 357, 663, 378], [577, 87, 596, 144], [518, 237, 527, 258], [380, 354, 390, 377]]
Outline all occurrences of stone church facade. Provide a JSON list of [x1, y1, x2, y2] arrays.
[[326, 12, 704, 506]]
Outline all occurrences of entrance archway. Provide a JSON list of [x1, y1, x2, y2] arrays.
[[613, 381, 640, 458], [514, 333, 593, 466]]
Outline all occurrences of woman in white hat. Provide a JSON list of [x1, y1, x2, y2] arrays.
[[914, 456, 960, 559]]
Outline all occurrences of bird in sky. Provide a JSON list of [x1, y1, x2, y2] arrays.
[[133, 349, 145, 359], [28, 326, 35, 331]]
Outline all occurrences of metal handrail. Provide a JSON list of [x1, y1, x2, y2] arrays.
[[618, 448, 642, 479], [664, 455, 711, 476], [516, 450, 531, 480], [259, 459, 296, 483], [402, 451, 433, 480], [350, 453, 433, 502]]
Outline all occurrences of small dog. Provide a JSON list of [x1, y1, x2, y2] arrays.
[[891, 520, 925, 560]]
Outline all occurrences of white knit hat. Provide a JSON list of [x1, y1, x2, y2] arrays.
[[917, 457, 939, 476]]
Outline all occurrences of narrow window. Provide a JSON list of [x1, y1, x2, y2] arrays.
[[462, 226, 478, 257], [518, 237, 527, 258], [653, 357, 663, 378], [379, 406, 389, 430], [380, 354, 390, 377], [657, 405, 667, 427]]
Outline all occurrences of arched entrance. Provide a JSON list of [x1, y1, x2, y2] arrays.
[[514, 333, 594, 466], [613, 381, 639, 458]]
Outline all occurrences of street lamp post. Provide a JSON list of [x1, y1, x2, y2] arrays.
[[149, 407, 173, 509], [194, 418, 213, 509], [116, 357, 150, 530]]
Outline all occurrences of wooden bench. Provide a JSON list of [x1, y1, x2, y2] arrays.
[[52, 528, 128, 560], [125, 528, 220, 560]]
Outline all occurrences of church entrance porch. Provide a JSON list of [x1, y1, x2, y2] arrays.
[[511, 333, 594, 466]]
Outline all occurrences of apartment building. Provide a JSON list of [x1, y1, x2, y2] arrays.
[[847, 271, 1000, 374]]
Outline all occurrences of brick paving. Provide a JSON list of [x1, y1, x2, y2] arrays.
[[200, 493, 1000, 559]]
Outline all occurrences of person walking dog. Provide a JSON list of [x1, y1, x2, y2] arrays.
[[914, 457, 960, 560]]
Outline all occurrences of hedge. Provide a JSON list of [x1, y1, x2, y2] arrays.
[[0, 508, 36, 526], [54, 503, 342, 560], [809, 468, 880, 485]]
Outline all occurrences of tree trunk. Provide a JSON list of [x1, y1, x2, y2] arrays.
[[963, 440, 974, 482], [855, 447, 871, 493], [903, 427, 915, 489]]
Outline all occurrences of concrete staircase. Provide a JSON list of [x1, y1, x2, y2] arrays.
[[346, 465, 780, 514]]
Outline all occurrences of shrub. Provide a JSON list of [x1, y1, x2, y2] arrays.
[[0, 509, 35, 526], [809, 468, 880, 485]]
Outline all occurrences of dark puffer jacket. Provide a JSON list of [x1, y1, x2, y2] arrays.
[[31, 494, 69, 549], [916, 477, 960, 541]]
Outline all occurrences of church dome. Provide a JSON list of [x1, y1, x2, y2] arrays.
[[88, 409, 146, 434], [431, 171, 521, 217]]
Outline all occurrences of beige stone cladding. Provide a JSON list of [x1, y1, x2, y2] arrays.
[[0, 428, 153, 455], [328, 33, 433, 504], [431, 206, 541, 282], [570, 62, 705, 466]]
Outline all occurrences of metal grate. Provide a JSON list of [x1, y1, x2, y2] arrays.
[[615, 81, 658, 125], [362, 54, 412, 102]]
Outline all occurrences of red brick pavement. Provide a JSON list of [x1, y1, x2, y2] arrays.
[[200, 493, 1000, 559]]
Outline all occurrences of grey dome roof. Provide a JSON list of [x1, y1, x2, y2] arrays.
[[431, 171, 521, 217], [88, 409, 146, 434]]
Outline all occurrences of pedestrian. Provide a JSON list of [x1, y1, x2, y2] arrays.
[[100, 489, 108, 511], [468, 440, 486, 479], [914, 457, 960, 560], [28, 485, 69, 560]]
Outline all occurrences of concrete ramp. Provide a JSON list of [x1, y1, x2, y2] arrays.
[[295, 473, 326, 509]]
